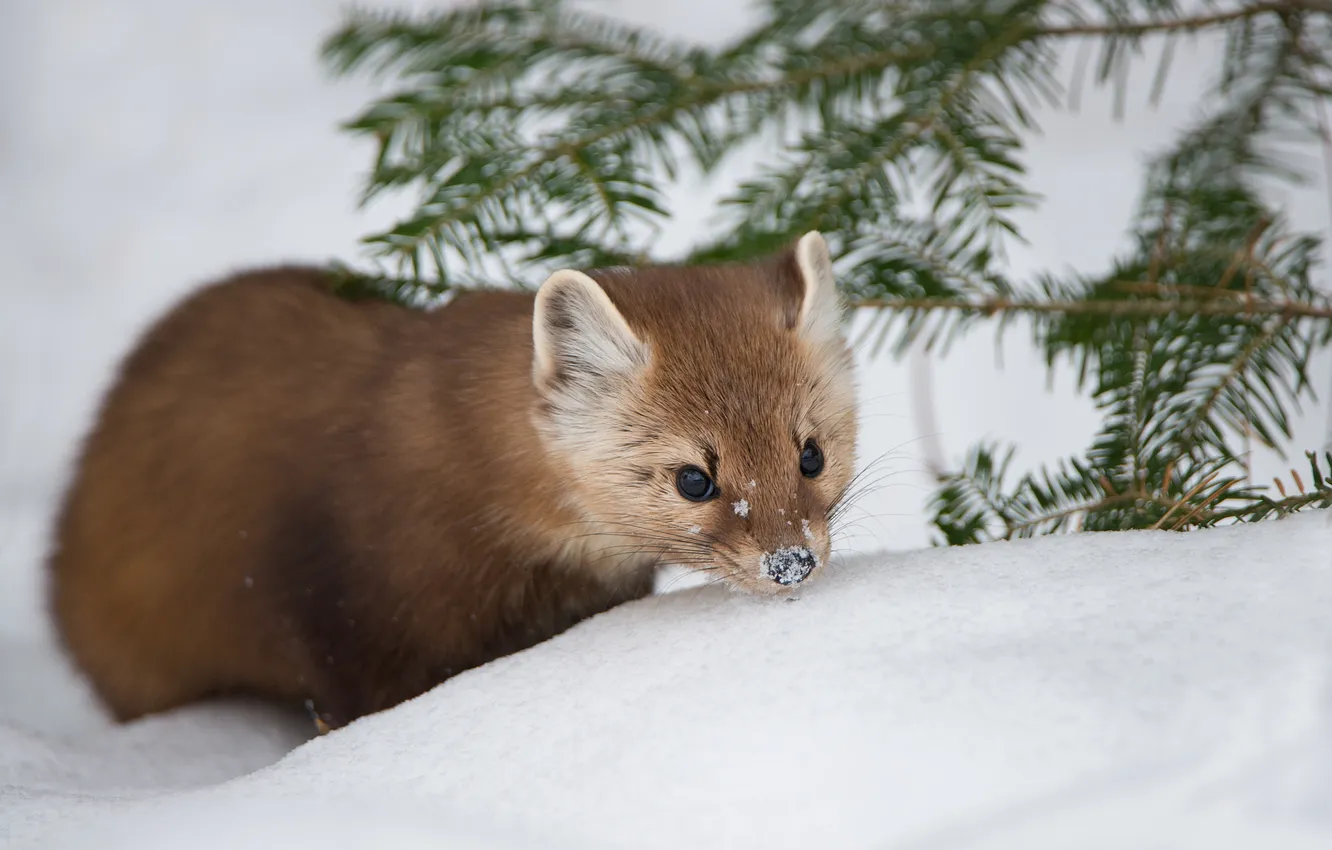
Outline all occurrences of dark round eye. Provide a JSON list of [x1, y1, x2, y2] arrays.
[[800, 439, 824, 478], [675, 466, 718, 502]]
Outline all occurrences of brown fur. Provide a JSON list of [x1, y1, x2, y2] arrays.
[[47, 237, 858, 730]]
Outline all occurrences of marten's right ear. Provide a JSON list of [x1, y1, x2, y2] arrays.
[[532, 269, 649, 394], [793, 231, 845, 346]]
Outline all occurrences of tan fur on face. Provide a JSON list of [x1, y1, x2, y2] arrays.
[[532, 232, 859, 595]]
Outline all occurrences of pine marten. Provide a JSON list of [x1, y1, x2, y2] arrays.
[[46, 231, 859, 731]]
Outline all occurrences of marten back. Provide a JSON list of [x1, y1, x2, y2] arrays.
[[48, 267, 652, 728]]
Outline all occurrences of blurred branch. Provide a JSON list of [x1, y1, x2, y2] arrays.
[[857, 295, 1332, 319], [1040, 1, 1332, 39]]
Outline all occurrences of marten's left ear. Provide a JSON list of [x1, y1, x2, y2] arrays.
[[793, 231, 845, 344], [532, 269, 649, 396]]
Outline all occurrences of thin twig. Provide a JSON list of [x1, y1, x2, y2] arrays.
[[1108, 281, 1252, 300], [1204, 489, 1332, 523], [1215, 217, 1273, 293], [1037, 2, 1332, 40], [1152, 472, 1220, 529], [1167, 479, 1236, 530], [852, 296, 1332, 319]]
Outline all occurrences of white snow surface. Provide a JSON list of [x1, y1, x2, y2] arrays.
[[3, 512, 1332, 849]]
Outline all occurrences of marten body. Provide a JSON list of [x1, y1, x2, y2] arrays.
[[47, 232, 858, 730]]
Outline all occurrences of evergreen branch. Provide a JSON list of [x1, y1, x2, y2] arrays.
[[854, 295, 1332, 319], [326, 0, 1332, 289], [1121, 324, 1150, 487], [1174, 316, 1290, 456], [335, 34, 949, 276], [1196, 451, 1332, 523], [1039, 1, 1332, 39], [691, 6, 1048, 262], [1211, 488, 1332, 518], [324, 274, 1332, 321], [1006, 489, 1146, 537], [328, 0, 1332, 543], [928, 441, 1025, 545]]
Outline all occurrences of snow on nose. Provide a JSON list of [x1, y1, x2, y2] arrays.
[[759, 546, 818, 586]]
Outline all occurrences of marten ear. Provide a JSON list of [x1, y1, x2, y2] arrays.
[[532, 269, 649, 394], [793, 231, 845, 345]]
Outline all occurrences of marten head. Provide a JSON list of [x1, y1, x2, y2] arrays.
[[530, 231, 859, 595]]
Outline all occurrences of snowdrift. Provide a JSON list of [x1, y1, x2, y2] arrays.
[[3, 512, 1331, 849]]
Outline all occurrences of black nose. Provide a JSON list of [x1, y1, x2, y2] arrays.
[[760, 546, 818, 586]]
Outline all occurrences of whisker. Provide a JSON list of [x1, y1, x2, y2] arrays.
[[829, 474, 916, 523]]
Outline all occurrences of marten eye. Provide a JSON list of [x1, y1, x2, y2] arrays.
[[800, 439, 824, 478], [676, 466, 718, 502]]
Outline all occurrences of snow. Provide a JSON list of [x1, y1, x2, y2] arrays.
[[733, 498, 751, 517], [4, 511, 1332, 849]]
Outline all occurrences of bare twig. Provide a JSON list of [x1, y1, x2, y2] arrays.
[[1167, 479, 1236, 530], [1152, 472, 1220, 529]]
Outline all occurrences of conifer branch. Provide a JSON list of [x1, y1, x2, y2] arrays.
[[1175, 316, 1291, 456], [855, 295, 1332, 319], [1037, 1, 1332, 39], [326, 0, 1332, 540]]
